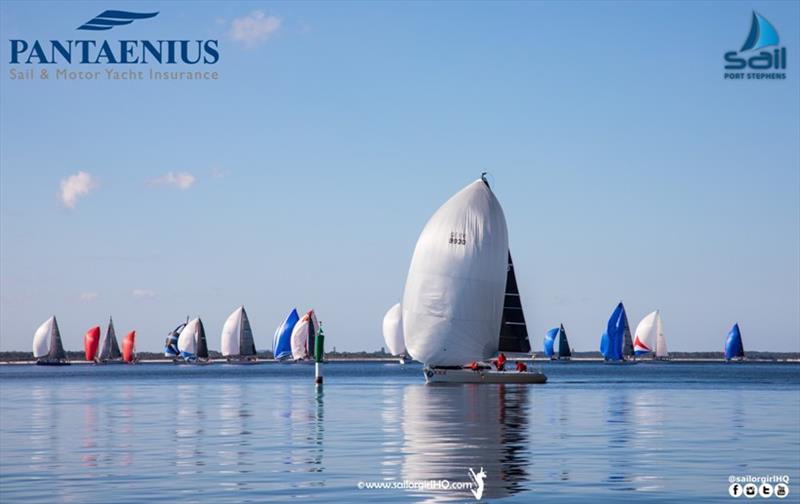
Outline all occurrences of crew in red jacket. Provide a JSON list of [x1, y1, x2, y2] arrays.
[[496, 353, 507, 371], [515, 361, 527, 372]]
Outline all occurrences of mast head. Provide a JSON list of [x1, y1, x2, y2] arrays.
[[480, 172, 490, 187]]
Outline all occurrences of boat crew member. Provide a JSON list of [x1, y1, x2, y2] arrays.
[[515, 361, 527, 372], [495, 352, 507, 371]]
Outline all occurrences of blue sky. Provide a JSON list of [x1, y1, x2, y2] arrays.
[[1, 1, 798, 353]]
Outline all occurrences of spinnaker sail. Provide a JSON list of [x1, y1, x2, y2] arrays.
[[84, 326, 100, 361], [633, 310, 668, 359], [221, 306, 257, 359], [383, 303, 405, 356], [122, 330, 136, 363], [600, 302, 630, 361], [725, 323, 745, 361], [402, 178, 509, 366], [543, 328, 558, 359], [178, 318, 209, 362], [290, 310, 319, 360], [273, 309, 299, 360], [33, 316, 68, 364], [165, 318, 188, 358]]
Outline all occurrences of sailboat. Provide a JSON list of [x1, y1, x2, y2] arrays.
[[725, 323, 745, 362], [122, 330, 137, 363], [544, 324, 571, 361], [96, 316, 122, 363], [383, 303, 408, 363], [84, 326, 100, 361], [401, 175, 546, 384], [600, 302, 635, 363], [164, 317, 188, 358], [221, 306, 257, 363], [273, 308, 299, 361], [633, 310, 669, 360], [290, 310, 319, 361], [177, 317, 210, 363], [33, 315, 69, 365]]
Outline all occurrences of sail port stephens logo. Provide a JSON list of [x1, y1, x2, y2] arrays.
[[8, 9, 219, 82], [724, 11, 787, 80]]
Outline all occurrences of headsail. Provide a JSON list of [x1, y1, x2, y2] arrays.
[[543, 328, 558, 359], [122, 331, 136, 363], [402, 178, 509, 366], [725, 323, 745, 360], [273, 309, 299, 360], [557, 324, 572, 359], [498, 253, 532, 354], [221, 306, 256, 358], [383, 303, 405, 356], [84, 326, 100, 361]]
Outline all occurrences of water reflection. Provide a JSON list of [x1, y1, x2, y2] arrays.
[[285, 384, 326, 490], [401, 384, 530, 502], [175, 383, 207, 474], [217, 383, 254, 492]]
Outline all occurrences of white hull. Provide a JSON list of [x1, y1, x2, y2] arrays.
[[424, 367, 547, 384]]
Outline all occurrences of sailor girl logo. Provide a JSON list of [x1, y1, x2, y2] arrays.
[[724, 11, 787, 80]]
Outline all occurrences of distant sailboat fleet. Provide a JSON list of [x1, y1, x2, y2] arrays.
[[30, 176, 751, 373]]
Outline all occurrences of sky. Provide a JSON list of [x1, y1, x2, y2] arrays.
[[0, 1, 798, 354]]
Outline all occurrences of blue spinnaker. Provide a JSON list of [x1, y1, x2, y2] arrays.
[[544, 327, 558, 358], [601, 302, 626, 361], [725, 323, 745, 360], [273, 309, 299, 360]]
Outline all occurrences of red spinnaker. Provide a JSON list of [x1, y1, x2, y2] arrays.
[[84, 326, 100, 361], [122, 330, 136, 363]]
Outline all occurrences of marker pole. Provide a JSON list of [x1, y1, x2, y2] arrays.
[[314, 323, 325, 385]]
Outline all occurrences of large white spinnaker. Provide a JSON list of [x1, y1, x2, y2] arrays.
[[633, 310, 667, 358], [178, 318, 200, 357], [291, 310, 319, 360], [383, 303, 405, 356], [221, 306, 256, 358], [33, 316, 55, 358], [402, 178, 509, 366]]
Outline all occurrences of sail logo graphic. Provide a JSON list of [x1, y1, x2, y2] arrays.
[[468, 467, 486, 500], [724, 11, 787, 80], [77, 10, 158, 31]]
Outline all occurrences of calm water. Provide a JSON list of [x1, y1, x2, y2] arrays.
[[1, 362, 798, 503]]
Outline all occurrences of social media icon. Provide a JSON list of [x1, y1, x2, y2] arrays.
[[730, 483, 743, 497], [760, 483, 773, 498], [744, 483, 758, 498], [775, 483, 789, 499]]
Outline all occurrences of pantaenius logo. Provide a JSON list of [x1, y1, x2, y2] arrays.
[[9, 10, 218, 65], [724, 11, 787, 80]]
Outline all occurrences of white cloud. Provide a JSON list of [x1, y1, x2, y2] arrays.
[[80, 292, 98, 302], [132, 288, 156, 299], [230, 11, 281, 47], [150, 172, 196, 190], [59, 171, 97, 208]]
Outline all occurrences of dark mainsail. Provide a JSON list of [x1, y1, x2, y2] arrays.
[[239, 307, 257, 356], [557, 324, 572, 359], [196, 318, 209, 359], [622, 313, 634, 359], [98, 317, 122, 361], [498, 252, 532, 353], [48, 316, 67, 360]]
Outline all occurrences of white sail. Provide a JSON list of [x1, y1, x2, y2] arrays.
[[290, 310, 319, 360], [402, 179, 509, 366], [220, 306, 243, 357], [178, 318, 200, 355], [655, 311, 668, 358], [633, 310, 661, 355], [32, 316, 54, 358], [383, 303, 405, 356]]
